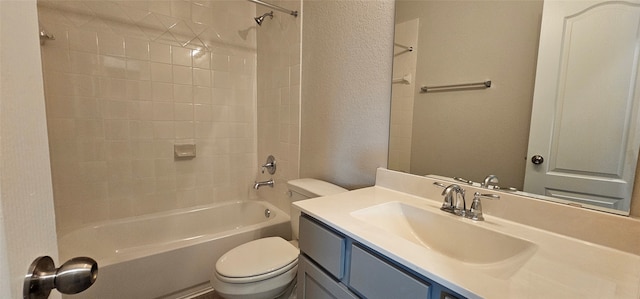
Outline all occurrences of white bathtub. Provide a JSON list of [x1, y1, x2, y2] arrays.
[[58, 200, 291, 299]]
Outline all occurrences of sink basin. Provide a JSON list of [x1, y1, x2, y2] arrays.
[[351, 202, 536, 267]]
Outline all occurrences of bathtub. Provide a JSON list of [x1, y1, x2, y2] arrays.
[[58, 200, 291, 299]]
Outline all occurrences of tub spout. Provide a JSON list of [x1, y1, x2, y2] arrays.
[[254, 179, 274, 189]]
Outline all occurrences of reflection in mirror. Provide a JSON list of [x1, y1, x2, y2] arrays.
[[388, 0, 640, 215]]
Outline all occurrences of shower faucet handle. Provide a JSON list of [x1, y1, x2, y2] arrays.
[[261, 155, 276, 174]]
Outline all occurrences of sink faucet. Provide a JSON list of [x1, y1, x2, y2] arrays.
[[482, 174, 499, 188], [468, 192, 500, 221], [440, 184, 466, 216], [253, 179, 274, 189]]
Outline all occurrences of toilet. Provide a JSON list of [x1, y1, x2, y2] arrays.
[[210, 178, 348, 299]]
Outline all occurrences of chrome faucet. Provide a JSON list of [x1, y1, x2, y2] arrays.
[[440, 184, 466, 216], [253, 179, 274, 189], [435, 182, 499, 221], [482, 174, 499, 188], [468, 192, 500, 221]]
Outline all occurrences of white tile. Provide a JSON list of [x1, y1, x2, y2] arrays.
[[194, 86, 212, 104], [46, 96, 74, 118], [132, 140, 155, 159], [68, 29, 98, 53], [73, 97, 101, 119], [153, 121, 175, 139], [132, 159, 155, 179], [193, 68, 211, 87], [212, 70, 231, 89], [98, 31, 125, 57], [107, 160, 133, 180], [76, 119, 104, 140], [138, 101, 154, 120], [151, 82, 173, 102], [126, 60, 151, 81], [133, 80, 152, 100], [194, 104, 212, 121], [105, 119, 130, 140], [129, 120, 154, 140], [150, 62, 173, 83], [148, 1, 171, 16], [154, 140, 174, 159], [171, 0, 192, 20], [173, 65, 192, 85], [173, 84, 193, 103], [174, 103, 193, 121], [175, 121, 195, 139], [154, 159, 176, 176], [193, 49, 210, 69], [153, 102, 174, 120], [42, 47, 71, 73], [149, 42, 171, 63], [191, 2, 212, 25], [124, 37, 149, 60], [211, 53, 229, 71], [172, 46, 192, 66], [103, 100, 129, 120], [99, 56, 126, 79], [106, 141, 132, 160]]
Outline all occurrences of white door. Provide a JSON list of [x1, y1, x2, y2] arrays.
[[0, 1, 60, 298], [523, 0, 640, 214]]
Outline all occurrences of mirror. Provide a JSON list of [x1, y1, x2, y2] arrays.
[[389, 0, 640, 215]]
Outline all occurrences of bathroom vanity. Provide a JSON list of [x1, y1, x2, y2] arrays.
[[298, 214, 463, 298], [294, 168, 640, 298]]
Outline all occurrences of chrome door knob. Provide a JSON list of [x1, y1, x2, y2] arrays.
[[531, 155, 544, 165]]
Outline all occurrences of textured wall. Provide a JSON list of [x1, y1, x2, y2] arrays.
[[0, 1, 59, 297], [300, 0, 394, 189]]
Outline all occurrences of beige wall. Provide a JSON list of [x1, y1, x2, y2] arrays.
[[395, 0, 543, 189], [300, 0, 394, 189]]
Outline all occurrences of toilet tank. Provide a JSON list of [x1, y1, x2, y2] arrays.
[[287, 179, 348, 239]]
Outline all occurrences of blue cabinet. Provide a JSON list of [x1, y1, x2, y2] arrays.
[[298, 214, 467, 299]]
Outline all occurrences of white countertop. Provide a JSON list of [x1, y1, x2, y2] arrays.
[[294, 172, 640, 298]]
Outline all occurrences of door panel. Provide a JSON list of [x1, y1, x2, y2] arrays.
[[524, 0, 640, 214]]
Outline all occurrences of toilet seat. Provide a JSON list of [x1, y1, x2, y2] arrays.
[[215, 237, 299, 284]]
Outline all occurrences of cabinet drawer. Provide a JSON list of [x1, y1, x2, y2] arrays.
[[350, 244, 430, 299], [298, 255, 358, 299], [299, 215, 346, 279]]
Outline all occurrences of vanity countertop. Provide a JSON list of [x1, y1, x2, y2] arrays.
[[293, 169, 640, 298]]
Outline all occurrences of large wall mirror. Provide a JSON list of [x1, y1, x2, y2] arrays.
[[389, 0, 640, 215]]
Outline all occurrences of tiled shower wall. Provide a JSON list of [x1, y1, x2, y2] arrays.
[[255, 1, 302, 213], [37, 0, 259, 234]]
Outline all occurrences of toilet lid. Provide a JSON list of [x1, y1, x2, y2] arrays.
[[216, 237, 299, 279]]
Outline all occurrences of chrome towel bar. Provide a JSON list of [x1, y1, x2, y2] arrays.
[[421, 80, 491, 93]]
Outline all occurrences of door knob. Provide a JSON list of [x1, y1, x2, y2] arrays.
[[24, 256, 98, 299], [531, 155, 544, 165]]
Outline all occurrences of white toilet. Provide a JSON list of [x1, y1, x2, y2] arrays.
[[210, 178, 348, 299]]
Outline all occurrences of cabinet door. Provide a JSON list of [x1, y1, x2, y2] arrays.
[[297, 255, 358, 299], [299, 215, 346, 279], [349, 244, 430, 299]]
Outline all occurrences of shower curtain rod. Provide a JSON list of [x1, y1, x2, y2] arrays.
[[248, 0, 299, 17]]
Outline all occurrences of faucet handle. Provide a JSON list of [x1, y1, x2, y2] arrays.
[[260, 155, 276, 174], [482, 174, 499, 188], [468, 192, 500, 221], [453, 177, 475, 185], [433, 182, 447, 188]]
